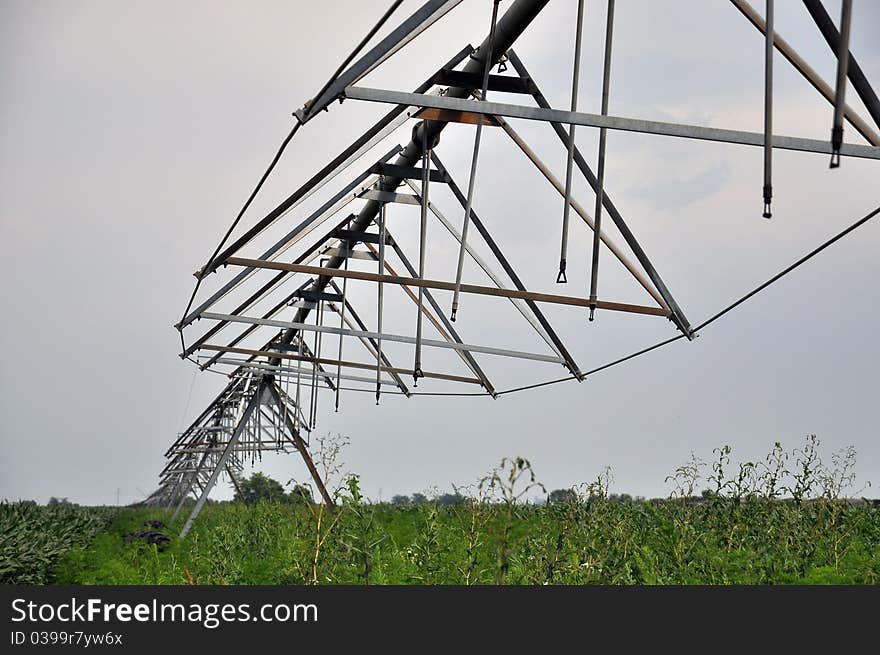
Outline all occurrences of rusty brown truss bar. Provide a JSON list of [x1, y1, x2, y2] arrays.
[[198, 343, 481, 385], [413, 107, 502, 126], [224, 257, 670, 317]]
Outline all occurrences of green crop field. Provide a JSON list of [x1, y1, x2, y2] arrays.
[[0, 502, 118, 584], [5, 437, 879, 585]]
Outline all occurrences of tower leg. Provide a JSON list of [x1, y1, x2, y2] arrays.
[[179, 383, 263, 538]]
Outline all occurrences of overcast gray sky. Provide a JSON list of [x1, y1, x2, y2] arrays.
[[1, 0, 878, 505]]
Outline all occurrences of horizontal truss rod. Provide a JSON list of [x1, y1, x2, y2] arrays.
[[414, 107, 503, 126], [372, 162, 449, 183], [352, 245, 491, 386], [224, 257, 670, 317], [199, 343, 482, 385], [323, 246, 377, 261], [360, 189, 421, 205], [210, 358, 401, 386], [168, 445, 292, 456], [201, 312, 566, 364], [344, 86, 880, 160]]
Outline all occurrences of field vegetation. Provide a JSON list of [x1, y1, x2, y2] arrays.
[[32, 435, 879, 585], [0, 500, 118, 584]]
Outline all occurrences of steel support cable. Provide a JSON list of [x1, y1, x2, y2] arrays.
[[497, 203, 880, 396], [588, 0, 615, 319], [176, 366, 199, 435], [763, 0, 774, 218], [451, 0, 501, 321], [691, 203, 880, 332], [179, 0, 405, 340], [178, 120, 301, 355], [830, 0, 852, 168], [558, 0, 586, 284], [303, 0, 404, 122]]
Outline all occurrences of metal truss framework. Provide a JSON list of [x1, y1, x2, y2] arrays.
[[149, 0, 880, 536]]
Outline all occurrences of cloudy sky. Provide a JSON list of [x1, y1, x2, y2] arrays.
[[1, 0, 878, 505]]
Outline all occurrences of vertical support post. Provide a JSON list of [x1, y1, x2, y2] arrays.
[[295, 334, 303, 414], [308, 331, 317, 428], [558, 0, 586, 284], [588, 0, 616, 320], [255, 391, 261, 443], [830, 0, 852, 168], [763, 0, 774, 218], [415, 125, 431, 384], [335, 257, 348, 411], [451, 0, 501, 321], [180, 384, 263, 538], [376, 195, 386, 404], [310, 299, 323, 429], [280, 332, 293, 443]]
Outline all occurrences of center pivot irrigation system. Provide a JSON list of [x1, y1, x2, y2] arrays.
[[143, 0, 880, 537]]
